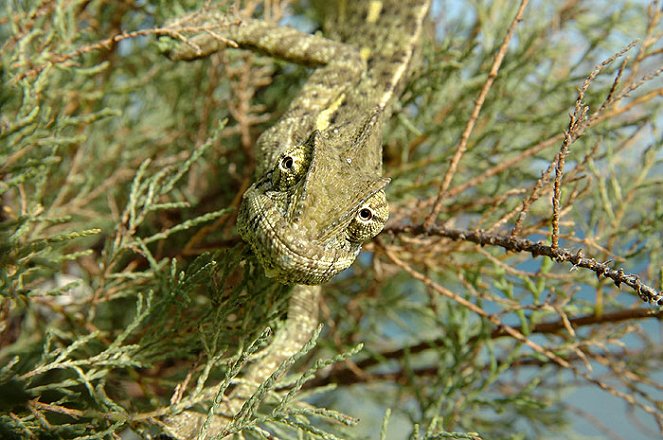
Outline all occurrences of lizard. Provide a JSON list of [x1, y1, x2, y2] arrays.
[[159, 0, 430, 437]]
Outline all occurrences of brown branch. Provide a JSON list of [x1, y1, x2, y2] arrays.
[[412, 78, 656, 216], [425, 0, 530, 228], [309, 347, 662, 393], [510, 155, 557, 237], [382, 243, 573, 369], [490, 307, 662, 338], [386, 223, 663, 305], [306, 308, 661, 388]]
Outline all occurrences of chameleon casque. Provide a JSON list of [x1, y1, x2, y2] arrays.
[[161, 0, 430, 437]]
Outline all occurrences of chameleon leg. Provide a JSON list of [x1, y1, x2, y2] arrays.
[[162, 285, 321, 439]]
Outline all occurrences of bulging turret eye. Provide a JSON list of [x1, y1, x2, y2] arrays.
[[358, 207, 373, 221], [280, 156, 294, 171], [347, 190, 389, 244], [271, 145, 312, 190]]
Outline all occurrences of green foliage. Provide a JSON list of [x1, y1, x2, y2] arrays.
[[1, 0, 662, 439]]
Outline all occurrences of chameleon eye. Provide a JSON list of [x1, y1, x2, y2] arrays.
[[358, 207, 373, 221], [280, 156, 294, 171], [347, 191, 389, 244], [271, 145, 312, 190]]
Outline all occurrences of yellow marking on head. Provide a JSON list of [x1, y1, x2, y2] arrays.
[[316, 93, 346, 131], [366, 1, 383, 24], [360, 47, 372, 62]]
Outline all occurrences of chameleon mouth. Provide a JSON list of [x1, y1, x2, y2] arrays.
[[237, 191, 360, 285]]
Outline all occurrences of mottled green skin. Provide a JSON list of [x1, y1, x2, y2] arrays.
[[164, 2, 429, 285], [234, 0, 431, 285]]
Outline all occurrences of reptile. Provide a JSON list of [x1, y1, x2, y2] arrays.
[[159, 0, 430, 437]]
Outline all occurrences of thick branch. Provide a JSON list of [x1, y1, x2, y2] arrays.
[[306, 307, 661, 388], [386, 223, 663, 305], [307, 346, 662, 388]]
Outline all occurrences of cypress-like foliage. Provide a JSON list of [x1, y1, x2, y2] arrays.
[[1, 1, 661, 438]]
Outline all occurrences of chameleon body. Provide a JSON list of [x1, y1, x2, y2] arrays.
[[161, 0, 430, 437], [236, 1, 430, 285]]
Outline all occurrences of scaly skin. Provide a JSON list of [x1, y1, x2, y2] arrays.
[[160, 1, 430, 437], [237, 1, 430, 285]]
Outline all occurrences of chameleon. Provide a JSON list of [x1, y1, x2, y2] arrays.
[[159, 0, 430, 437]]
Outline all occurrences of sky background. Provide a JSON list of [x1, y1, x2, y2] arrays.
[[371, 1, 662, 438]]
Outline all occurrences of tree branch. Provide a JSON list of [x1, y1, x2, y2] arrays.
[[386, 223, 663, 305]]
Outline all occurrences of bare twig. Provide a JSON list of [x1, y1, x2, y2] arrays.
[[308, 347, 662, 394], [550, 41, 638, 249], [510, 159, 557, 237], [383, 244, 663, 427], [307, 307, 661, 389], [425, 0, 530, 228]]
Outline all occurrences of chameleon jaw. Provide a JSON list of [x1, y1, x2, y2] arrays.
[[237, 189, 361, 285]]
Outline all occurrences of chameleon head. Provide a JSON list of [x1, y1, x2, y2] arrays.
[[237, 130, 389, 285]]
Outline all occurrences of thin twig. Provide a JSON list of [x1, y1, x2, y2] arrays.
[[307, 307, 661, 388], [550, 41, 638, 250], [510, 158, 557, 237], [424, 0, 530, 228]]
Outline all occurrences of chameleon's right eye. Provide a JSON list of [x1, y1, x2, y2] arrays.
[[272, 148, 310, 190], [280, 156, 294, 171]]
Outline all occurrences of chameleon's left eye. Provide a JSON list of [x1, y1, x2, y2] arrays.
[[347, 190, 389, 243], [280, 156, 294, 171]]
